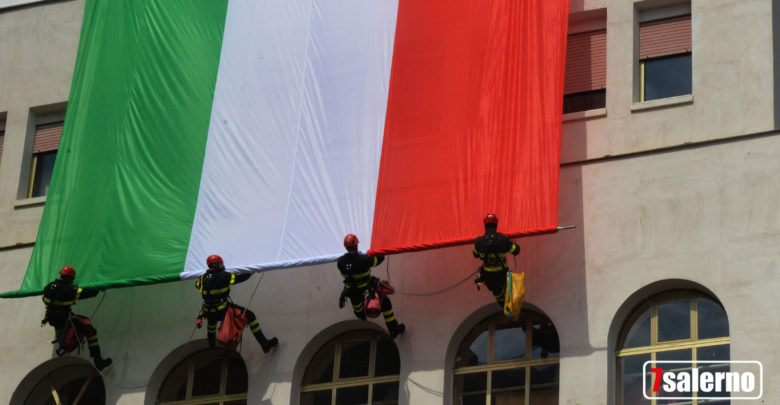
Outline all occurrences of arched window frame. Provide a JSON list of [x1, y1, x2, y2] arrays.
[[452, 310, 560, 405], [300, 329, 400, 405], [12, 361, 105, 405], [616, 290, 730, 405], [156, 348, 247, 405]]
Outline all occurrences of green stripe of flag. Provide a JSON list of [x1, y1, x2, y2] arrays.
[[2, 0, 228, 298]]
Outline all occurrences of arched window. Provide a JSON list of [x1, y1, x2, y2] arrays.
[[616, 291, 730, 404], [300, 329, 400, 405], [157, 348, 247, 405], [453, 311, 560, 405], [21, 364, 105, 405]]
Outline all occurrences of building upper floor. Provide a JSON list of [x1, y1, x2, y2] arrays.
[[0, 0, 777, 247]]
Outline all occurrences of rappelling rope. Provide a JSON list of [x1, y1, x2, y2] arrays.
[[239, 271, 264, 317], [384, 255, 479, 297], [66, 287, 204, 389]]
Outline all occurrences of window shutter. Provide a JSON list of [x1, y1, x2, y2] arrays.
[[639, 15, 691, 60], [564, 29, 606, 95], [33, 121, 63, 153]]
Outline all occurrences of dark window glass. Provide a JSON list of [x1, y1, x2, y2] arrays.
[[492, 367, 525, 390], [643, 53, 692, 101], [300, 390, 331, 405], [372, 382, 399, 405], [335, 385, 368, 405], [192, 359, 222, 396], [531, 321, 560, 359], [455, 372, 487, 395], [157, 360, 189, 401], [456, 328, 489, 367], [658, 301, 691, 342], [529, 364, 559, 405], [698, 297, 729, 339], [339, 341, 371, 379], [375, 339, 401, 376], [563, 89, 606, 113], [303, 341, 336, 385], [494, 322, 526, 362], [31, 151, 57, 197], [623, 309, 651, 348], [656, 350, 692, 399], [225, 356, 248, 395], [620, 354, 652, 405]]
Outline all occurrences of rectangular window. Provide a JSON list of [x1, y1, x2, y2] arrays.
[[27, 120, 63, 198], [564, 10, 606, 114], [564, 27, 606, 113], [638, 12, 691, 102]]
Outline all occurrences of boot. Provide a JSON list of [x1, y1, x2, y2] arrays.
[[253, 329, 278, 353], [207, 332, 216, 348], [389, 323, 405, 339], [89, 345, 113, 371]]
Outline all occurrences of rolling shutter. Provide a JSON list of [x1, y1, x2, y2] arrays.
[[564, 29, 606, 94], [33, 121, 63, 153], [639, 15, 691, 60]]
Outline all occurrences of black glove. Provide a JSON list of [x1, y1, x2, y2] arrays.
[[339, 289, 347, 309]]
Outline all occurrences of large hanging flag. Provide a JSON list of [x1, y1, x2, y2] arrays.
[[3, 0, 568, 297]]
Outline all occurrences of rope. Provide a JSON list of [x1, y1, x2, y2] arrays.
[[239, 271, 264, 317], [385, 255, 479, 297], [88, 290, 107, 320], [61, 289, 201, 390]]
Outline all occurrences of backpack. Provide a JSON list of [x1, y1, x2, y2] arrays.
[[55, 315, 89, 356], [218, 307, 248, 350]]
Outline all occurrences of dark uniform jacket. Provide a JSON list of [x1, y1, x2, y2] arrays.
[[195, 270, 251, 311], [473, 231, 520, 272], [43, 280, 99, 313], [43, 280, 99, 325], [337, 252, 384, 290]]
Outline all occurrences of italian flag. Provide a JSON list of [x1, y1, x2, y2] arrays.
[[3, 0, 568, 297]]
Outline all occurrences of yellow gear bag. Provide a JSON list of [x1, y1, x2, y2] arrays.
[[503, 271, 525, 320]]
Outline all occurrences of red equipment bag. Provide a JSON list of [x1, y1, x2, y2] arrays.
[[57, 315, 89, 355], [218, 307, 248, 350]]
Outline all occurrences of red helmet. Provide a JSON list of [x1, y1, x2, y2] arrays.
[[484, 213, 498, 225], [344, 234, 359, 249], [206, 255, 223, 267], [59, 266, 76, 279]]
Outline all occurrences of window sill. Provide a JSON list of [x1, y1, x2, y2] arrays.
[[631, 94, 693, 112], [563, 108, 607, 122], [14, 196, 46, 209]]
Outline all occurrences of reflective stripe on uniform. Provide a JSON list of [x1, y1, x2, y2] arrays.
[[75, 288, 83, 300], [230, 273, 236, 285], [248, 319, 261, 333], [43, 297, 76, 306], [203, 286, 230, 295], [483, 266, 505, 272], [384, 315, 396, 323], [203, 302, 228, 312]]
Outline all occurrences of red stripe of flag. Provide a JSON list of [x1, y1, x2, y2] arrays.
[[370, 0, 568, 255]]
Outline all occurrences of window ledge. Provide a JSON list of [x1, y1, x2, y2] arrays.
[[631, 94, 693, 112], [14, 196, 46, 209], [563, 108, 607, 122]]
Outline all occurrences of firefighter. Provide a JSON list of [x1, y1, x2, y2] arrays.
[[42, 266, 112, 371], [195, 255, 278, 352], [473, 213, 520, 307], [337, 234, 405, 339]]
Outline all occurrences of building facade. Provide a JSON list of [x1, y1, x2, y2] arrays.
[[0, 0, 778, 404]]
